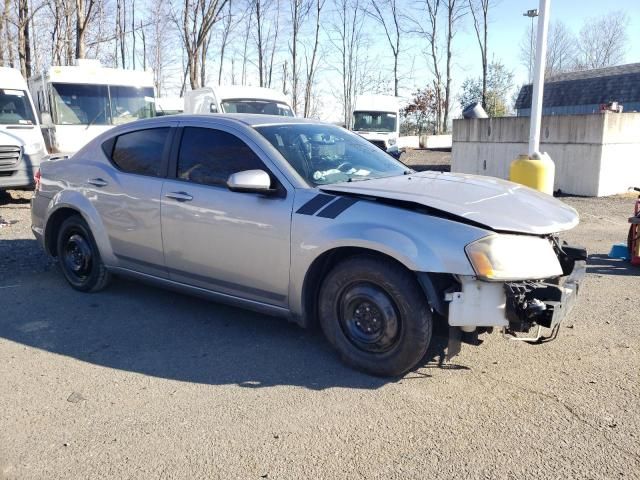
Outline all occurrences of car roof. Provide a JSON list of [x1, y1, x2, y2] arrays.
[[131, 113, 328, 130]]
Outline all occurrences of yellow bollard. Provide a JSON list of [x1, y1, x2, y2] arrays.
[[509, 152, 555, 195]]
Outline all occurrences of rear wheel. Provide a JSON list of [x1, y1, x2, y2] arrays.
[[56, 215, 111, 292], [318, 255, 432, 377]]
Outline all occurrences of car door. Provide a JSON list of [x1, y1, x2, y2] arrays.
[[90, 123, 175, 277], [160, 122, 294, 307]]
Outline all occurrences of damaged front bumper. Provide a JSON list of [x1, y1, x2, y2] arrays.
[[504, 259, 586, 339], [445, 243, 587, 342]]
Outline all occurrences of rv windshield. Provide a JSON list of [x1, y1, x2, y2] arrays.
[[353, 111, 397, 133], [51, 83, 155, 126], [110, 86, 155, 124], [0, 89, 37, 125], [221, 99, 294, 116]]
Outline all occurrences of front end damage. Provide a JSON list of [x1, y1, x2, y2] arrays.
[[440, 239, 587, 357], [503, 242, 586, 341]]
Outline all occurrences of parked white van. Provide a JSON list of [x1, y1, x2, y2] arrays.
[[352, 95, 401, 158], [29, 59, 155, 154], [184, 85, 294, 116], [0, 67, 47, 191]]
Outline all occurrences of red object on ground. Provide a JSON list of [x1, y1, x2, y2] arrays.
[[630, 189, 640, 266]]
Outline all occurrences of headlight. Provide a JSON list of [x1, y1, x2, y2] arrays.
[[465, 234, 562, 281], [23, 142, 45, 155], [387, 137, 397, 146]]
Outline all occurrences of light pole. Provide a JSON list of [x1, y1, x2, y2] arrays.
[[523, 9, 539, 83], [509, 0, 555, 195]]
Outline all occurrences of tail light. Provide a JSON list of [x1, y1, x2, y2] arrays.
[[34, 168, 41, 191]]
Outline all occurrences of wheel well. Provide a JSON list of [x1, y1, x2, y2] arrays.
[[301, 247, 415, 328], [44, 207, 81, 257]]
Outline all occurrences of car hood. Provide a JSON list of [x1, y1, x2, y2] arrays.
[[320, 171, 579, 235]]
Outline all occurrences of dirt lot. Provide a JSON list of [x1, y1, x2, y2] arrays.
[[0, 187, 639, 479]]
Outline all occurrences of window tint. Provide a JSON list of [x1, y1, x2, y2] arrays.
[[177, 127, 266, 187], [111, 127, 169, 176]]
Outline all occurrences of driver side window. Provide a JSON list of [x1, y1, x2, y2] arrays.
[[177, 127, 266, 187]]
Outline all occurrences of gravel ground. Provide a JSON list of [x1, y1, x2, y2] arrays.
[[400, 149, 451, 172], [0, 187, 639, 480]]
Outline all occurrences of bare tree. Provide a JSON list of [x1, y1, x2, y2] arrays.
[[76, 0, 98, 59], [575, 11, 629, 70], [177, 0, 229, 90], [412, 0, 443, 132], [217, 0, 244, 84], [252, 0, 281, 87], [443, 0, 466, 131], [330, 0, 368, 128], [468, 0, 494, 109], [0, 0, 11, 65], [519, 21, 576, 79], [288, 0, 311, 114], [366, 0, 401, 96], [302, 0, 324, 117]]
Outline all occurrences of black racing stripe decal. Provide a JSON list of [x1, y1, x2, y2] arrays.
[[316, 197, 359, 219], [296, 194, 336, 215]]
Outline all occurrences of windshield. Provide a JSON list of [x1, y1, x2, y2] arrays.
[[51, 83, 155, 126], [353, 111, 397, 132], [0, 89, 37, 125], [110, 86, 155, 124], [255, 124, 408, 186], [221, 99, 294, 116]]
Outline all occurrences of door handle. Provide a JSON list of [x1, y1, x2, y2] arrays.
[[87, 178, 108, 187], [165, 191, 193, 202]]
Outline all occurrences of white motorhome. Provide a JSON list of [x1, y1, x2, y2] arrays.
[[184, 85, 294, 116], [29, 59, 155, 154], [352, 95, 401, 158], [0, 67, 47, 191]]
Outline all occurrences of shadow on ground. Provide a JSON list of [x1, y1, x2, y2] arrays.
[[0, 261, 466, 390], [587, 254, 640, 277]]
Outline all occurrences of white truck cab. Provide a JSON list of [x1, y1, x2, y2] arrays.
[[352, 95, 401, 158], [0, 67, 47, 191], [184, 85, 294, 117], [28, 59, 155, 155]]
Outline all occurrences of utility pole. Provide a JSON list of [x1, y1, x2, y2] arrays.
[[528, 0, 549, 157], [509, 0, 555, 194], [523, 9, 538, 83]]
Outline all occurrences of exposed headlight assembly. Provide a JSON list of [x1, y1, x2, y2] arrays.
[[465, 234, 563, 281], [387, 137, 397, 146]]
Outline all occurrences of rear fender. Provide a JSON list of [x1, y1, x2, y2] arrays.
[[45, 189, 115, 265]]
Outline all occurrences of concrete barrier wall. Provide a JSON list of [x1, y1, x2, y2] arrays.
[[451, 113, 640, 196]]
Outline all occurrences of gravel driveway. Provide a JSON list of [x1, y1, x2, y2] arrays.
[[0, 188, 638, 479]]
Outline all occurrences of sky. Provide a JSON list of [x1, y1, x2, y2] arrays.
[[316, 0, 640, 121]]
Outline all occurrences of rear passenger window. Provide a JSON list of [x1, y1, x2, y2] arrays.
[[177, 127, 265, 187], [111, 128, 169, 176]]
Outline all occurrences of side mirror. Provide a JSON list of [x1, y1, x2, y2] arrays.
[[227, 169, 275, 194], [41, 112, 53, 127]]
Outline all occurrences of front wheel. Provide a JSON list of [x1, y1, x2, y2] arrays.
[[56, 215, 111, 292], [318, 255, 432, 377]]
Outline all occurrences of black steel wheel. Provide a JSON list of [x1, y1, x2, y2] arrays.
[[56, 215, 111, 292], [338, 282, 400, 354], [319, 255, 432, 377]]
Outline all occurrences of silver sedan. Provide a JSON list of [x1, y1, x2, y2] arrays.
[[31, 114, 586, 376]]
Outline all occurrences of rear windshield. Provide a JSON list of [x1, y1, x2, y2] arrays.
[[0, 89, 37, 125]]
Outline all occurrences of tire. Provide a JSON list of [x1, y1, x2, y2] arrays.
[[318, 255, 432, 377], [628, 224, 636, 260], [56, 215, 111, 292]]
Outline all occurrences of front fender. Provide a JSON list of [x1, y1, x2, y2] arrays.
[[45, 189, 116, 265], [288, 193, 491, 317]]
